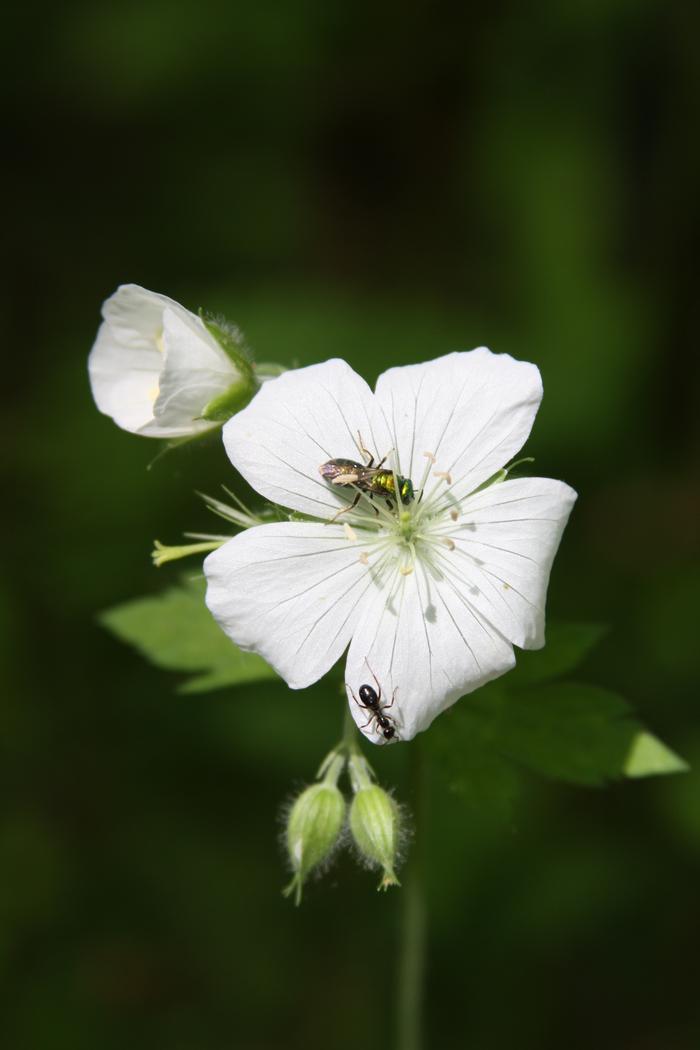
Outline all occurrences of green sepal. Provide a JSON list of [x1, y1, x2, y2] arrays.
[[283, 782, 346, 905], [349, 785, 401, 890], [200, 379, 256, 422], [199, 310, 254, 375]]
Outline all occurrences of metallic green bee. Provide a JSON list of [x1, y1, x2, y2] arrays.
[[319, 437, 414, 518]]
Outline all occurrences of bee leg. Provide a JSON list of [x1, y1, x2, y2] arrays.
[[386, 499, 394, 511], [329, 490, 361, 522], [356, 431, 374, 467]]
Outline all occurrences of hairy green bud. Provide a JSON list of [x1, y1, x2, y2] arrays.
[[349, 785, 401, 890], [199, 313, 258, 422], [283, 780, 346, 905]]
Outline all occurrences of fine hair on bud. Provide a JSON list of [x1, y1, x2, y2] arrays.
[[199, 311, 253, 362], [281, 782, 347, 905]]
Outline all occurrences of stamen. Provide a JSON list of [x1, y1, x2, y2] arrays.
[[433, 470, 453, 484], [441, 538, 455, 550], [416, 451, 438, 496], [399, 564, 414, 576], [344, 523, 358, 542], [450, 509, 459, 521], [358, 552, 369, 565]]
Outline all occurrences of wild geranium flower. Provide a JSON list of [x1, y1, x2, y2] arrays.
[[88, 284, 255, 438], [204, 350, 577, 743]]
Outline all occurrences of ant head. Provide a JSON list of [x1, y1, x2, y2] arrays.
[[359, 684, 378, 706]]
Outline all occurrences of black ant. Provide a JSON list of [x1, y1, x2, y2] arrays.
[[348, 665, 398, 741]]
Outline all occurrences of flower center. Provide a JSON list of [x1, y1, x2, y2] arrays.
[[341, 452, 459, 578]]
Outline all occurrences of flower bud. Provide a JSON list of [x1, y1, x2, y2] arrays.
[[349, 785, 401, 890], [88, 284, 257, 438], [283, 782, 346, 905]]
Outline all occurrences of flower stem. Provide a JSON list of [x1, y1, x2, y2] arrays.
[[397, 740, 426, 1050]]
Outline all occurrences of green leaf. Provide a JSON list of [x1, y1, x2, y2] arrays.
[[623, 732, 689, 778], [491, 683, 637, 786], [509, 622, 608, 686], [432, 678, 688, 810], [428, 692, 521, 823], [470, 682, 687, 786], [100, 577, 277, 693]]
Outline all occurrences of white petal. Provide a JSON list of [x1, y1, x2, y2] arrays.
[[222, 360, 392, 518], [446, 476, 577, 649], [146, 308, 235, 436], [204, 522, 380, 687], [88, 284, 215, 437], [101, 284, 184, 346], [88, 325, 162, 434], [345, 560, 515, 744], [374, 348, 542, 502]]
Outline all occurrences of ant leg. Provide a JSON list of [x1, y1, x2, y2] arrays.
[[356, 431, 374, 467], [364, 659, 383, 706], [330, 490, 361, 522], [348, 684, 372, 712], [383, 687, 398, 712], [386, 499, 394, 511]]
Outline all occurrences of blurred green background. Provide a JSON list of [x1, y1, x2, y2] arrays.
[[3, 2, 699, 1048]]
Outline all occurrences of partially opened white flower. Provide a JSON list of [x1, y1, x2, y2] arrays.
[[88, 284, 255, 438], [204, 350, 577, 743]]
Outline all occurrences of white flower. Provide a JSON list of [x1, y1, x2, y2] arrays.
[[204, 350, 577, 743], [88, 284, 253, 438]]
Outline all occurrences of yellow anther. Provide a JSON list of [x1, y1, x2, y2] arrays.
[[399, 564, 414, 576]]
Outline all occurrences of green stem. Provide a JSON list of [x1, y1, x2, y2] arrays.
[[397, 741, 427, 1050], [343, 700, 359, 752]]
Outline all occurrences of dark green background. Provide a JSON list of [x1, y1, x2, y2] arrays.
[[3, 3, 699, 1048]]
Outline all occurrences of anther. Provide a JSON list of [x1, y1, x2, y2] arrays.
[[344, 523, 358, 542], [399, 564, 414, 576], [433, 470, 452, 484], [358, 552, 369, 565], [423, 451, 436, 463], [450, 509, 459, 522], [441, 538, 455, 550]]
